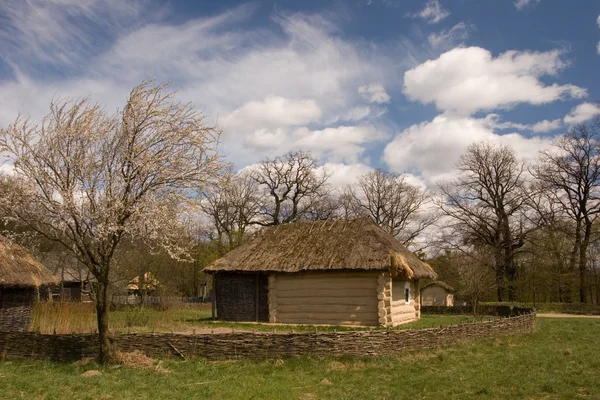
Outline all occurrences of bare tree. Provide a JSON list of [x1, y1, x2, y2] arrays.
[[0, 82, 225, 363], [533, 119, 600, 303], [346, 169, 437, 248], [201, 172, 260, 254], [438, 142, 528, 301], [250, 150, 330, 225]]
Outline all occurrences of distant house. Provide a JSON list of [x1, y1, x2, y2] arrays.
[[204, 219, 437, 327], [41, 251, 93, 302], [0, 236, 57, 331], [127, 272, 159, 297], [420, 281, 455, 306]]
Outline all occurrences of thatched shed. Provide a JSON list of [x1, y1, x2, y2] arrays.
[[421, 281, 455, 307], [204, 219, 437, 327], [0, 236, 57, 331]]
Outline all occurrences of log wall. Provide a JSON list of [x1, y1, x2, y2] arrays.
[[269, 271, 379, 326], [0, 312, 536, 362]]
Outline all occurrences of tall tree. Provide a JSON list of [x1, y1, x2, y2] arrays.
[[534, 119, 600, 303], [439, 142, 528, 301], [0, 82, 225, 362], [201, 172, 260, 254], [346, 169, 436, 249], [250, 150, 330, 225]]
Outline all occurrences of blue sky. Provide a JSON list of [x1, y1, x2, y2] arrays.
[[1, 0, 599, 187]]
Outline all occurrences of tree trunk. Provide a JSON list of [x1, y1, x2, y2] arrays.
[[494, 249, 505, 302], [579, 221, 592, 303], [95, 278, 117, 364]]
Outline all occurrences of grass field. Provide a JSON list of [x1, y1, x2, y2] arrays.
[[2, 318, 599, 399], [29, 302, 487, 334]]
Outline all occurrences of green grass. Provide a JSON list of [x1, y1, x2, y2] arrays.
[[31, 302, 484, 334], [481, 301, 600, 315], [3, 318, 600, 399]]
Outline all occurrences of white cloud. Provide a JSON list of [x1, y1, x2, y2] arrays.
[[0, 0, 155, 71], [0, 5, 398, 169], [383, 114, 552, 185], [223, 96, 322, 132], [483, 114, 562, 133], [428, 22, 471, 48], [530, 119, 563, 133], [244, 125, 389, 164], [408, 0, 450, 24], [358, 84, 390, 104], [514, 0, 541, 10], [318, 163, 374, 189], [403, 46, 587, 115], [564, 103, 600, 125]]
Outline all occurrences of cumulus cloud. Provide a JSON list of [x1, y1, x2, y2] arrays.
[[244, 125, 389, 163], [223, 96, 322, 132], [358, 84, 390, 104], [514, 0, 541, 10], [564, 103, 600, 125], [318, 162, 374, 189], [383, 114, 552, 184], [403, 47, 587, 115], [408, 0, 450, 24], [530, 119, 563, 133]]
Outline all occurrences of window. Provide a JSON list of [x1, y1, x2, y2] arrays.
[[405, 287, 410, 302]]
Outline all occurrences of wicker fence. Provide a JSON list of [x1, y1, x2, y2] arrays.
[[0, 312, 535, 362]]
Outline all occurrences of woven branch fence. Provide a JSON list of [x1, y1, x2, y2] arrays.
[[0, 311, 535, 362]]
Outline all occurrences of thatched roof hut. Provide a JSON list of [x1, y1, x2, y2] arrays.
[[205, 218, 436, 278], [0, 236, 57, 288], [421, 281, 455, 307], [205, 219, 436, 327], [0, 236, 57, 332]]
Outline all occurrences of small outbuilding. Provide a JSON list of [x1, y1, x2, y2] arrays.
[[0, 236, 57, 331], [420, 281, 455, 306], [204, 219, 437, 327]]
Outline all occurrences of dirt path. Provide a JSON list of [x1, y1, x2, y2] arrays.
[[536, 313, 600, 319]]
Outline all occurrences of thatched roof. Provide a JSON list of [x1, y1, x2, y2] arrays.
[[127, 272, 159, 291], [205, 219, 437, 280], [0, 236, 58, 287], [421, 281, 455, 293]]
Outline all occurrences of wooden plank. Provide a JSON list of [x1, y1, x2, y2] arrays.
[[276, 297, 378, 306], [275, 289, 377, 298], [276, 304, 377, 313], [275, 271, 379, 280], [275, 311, 378, 320], [276, 319, 379, 326], [273, 280, 378, 291]]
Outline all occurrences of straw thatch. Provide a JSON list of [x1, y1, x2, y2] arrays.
[[127, 272, 159, 291], [205, 219, 437, 280], [0, 236, 57, 287], [421, 281, 455, 293]]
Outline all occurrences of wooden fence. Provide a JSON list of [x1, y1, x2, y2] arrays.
[[0, 312, 536, 362]]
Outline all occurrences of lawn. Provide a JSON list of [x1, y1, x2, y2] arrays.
[[2, 318, 599, 399], [29, 302, 485, 334]]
